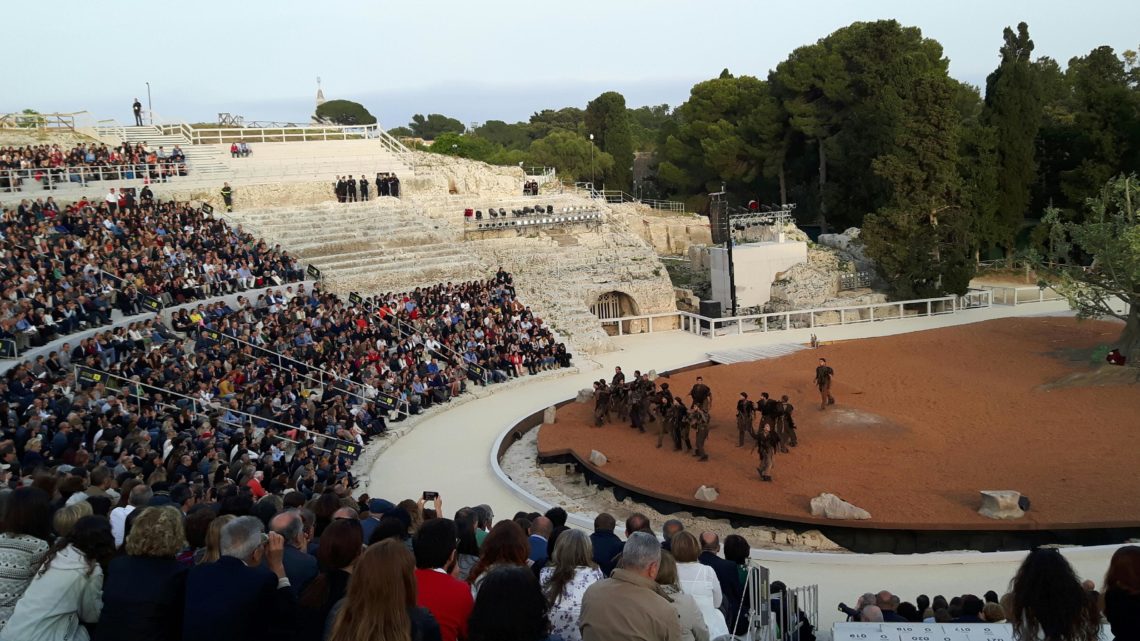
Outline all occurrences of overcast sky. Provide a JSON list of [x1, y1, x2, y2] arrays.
[[5, 0, 1137, 129]]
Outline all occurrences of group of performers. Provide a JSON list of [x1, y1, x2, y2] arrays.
[[588, 358, 838, 483]]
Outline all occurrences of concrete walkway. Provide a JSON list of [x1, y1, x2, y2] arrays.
[[367, 300, 1126, 629]]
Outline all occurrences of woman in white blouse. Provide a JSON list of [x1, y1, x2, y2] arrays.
[[672, 531, 731, 639], [656, 550, 710, 641], [539, 529, 604, 641]]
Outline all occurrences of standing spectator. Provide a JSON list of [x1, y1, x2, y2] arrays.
[[469, 566, 556, 641], [359, 175, 369, 201], [655, 551, 709, 641], [326, 539, 441, 641], [671, 531, 729, 639], [413, 518, 474, 641], [133, 99, 143, 126], [1008, 548, 1100, 641], [539, 529, 603, 641], [468, 520, 530, 596], [96, 506, 189, 641], [1, 515, 114, 641], [1103, 545, 1140, 641], [579, 531, 680, 641], [0, 487, 53, 631], [297, 519, 362, 641], [182, 516, 296, 641], [588, 513, 623, 577]]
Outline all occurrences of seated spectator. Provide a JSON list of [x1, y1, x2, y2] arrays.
[[297, 519, 363, 641], [877, 590, 907, 622], [860, 605, 884, 623], [0, 487, 53, 630], [698, 532, 744, 632], [1103, 545, 1140, 641], [539, 529, 604, 641], [326, 539, 441, 641], [589, 513, 623, 577], [196, 514, 236, 564], [528, 515, 553, 569], [579, 531, 681, 641], [1, 515, 114, 641], [469, 565, 556, 641], [655, 551, 709, 641], [95, 506, 188, 641], [671, 531, 729, 639], [982, 602, 1006, 623], [414, 518, 474, 641], [469, 520, 531, 597], [268, 509, 318, 594], [1008, 548, 1100, 641], [182, 516, 295, 641], [953, 594, 986, 623], [453, 510, 481, 582]]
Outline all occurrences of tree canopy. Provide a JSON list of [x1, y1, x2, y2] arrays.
[[585, 91, 635, 190], [408, 113, 466, 140], [314, 99, 376, 126]]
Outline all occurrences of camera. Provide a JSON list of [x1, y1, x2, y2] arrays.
[[422, 491, 439, 501]]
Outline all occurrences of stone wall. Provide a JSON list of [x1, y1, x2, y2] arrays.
[[606, 202, 712, 255], [159, 181, 335, 212], [405, 151, 524, 197]]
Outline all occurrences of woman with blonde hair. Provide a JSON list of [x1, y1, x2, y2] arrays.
[[96, 506, 189, 641], [655, 551, 710, 641], [196, 514, 235, 564], [326, 539, 441, 641], [671, 530, 730, 639], [538, 529, 603, 641], [53, 502, 93, 538]]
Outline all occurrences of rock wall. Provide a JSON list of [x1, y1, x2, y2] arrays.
[[607, 202, 712, 255], [405, 151, 524, 197], [161, 181, 334, 211]]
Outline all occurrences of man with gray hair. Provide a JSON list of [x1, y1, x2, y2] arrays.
[[110, 483, 152, 547], [580, 531, 681, 640], [661, 519, 684, 550], [183, 516, 297, 641], [860, 605, 884, 623], [269, 509, 318, 594]]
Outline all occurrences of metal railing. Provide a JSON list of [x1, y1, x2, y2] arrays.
[[597, 290, 994, 339], [2, 163, 189, 193], [981, 284, 1064, 305], [73, 364, 363, 458], [0, 111, 85, 131], [181, 123, 413, 157]]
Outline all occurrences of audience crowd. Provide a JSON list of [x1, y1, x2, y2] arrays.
[[0, 196, 305, 354], [0, 472, 1135, 641], [1, 142, 189, 192]]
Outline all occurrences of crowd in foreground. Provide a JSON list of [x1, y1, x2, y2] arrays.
[[0, 474, 1136, 641]]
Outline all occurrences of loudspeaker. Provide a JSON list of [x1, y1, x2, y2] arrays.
[[1018, 496, 1031, 512], [546, 205, 554, 214], [475, 210, 483, 220], [699, 300, 721, 330]]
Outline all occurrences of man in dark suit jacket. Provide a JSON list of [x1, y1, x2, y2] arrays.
[[589, 513, 624, 576], [699, 532, 745, 630], [269, 509, 318, 594], [527, 516, 553, 568], [183, 516, 296, 641]]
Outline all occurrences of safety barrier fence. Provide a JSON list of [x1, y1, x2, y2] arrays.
[[980, 284, 1065, 305], [2, 163, 188, 193], [598, 290, 995, 338]]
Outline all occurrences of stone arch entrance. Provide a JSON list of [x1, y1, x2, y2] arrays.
[[591, 291, 643, 335], [591, 291, 638, 320]]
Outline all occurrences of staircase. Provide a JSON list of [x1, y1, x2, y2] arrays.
[[119, 125, 232, 178], [227, 200, 484, 294]]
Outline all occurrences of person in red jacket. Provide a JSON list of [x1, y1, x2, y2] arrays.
[[413, 518, 474, 641]]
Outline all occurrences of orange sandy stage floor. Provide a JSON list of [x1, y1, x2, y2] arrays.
[[537, 317, 1140, 531]]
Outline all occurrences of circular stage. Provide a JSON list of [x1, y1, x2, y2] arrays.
[[537, 317, 1140, 552]]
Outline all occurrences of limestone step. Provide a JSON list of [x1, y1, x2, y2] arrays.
[[313, 244, 461, 268], [321, 253, 472, 277]]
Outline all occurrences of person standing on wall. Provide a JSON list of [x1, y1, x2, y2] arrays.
[[221, 182, 233, 212], [132, 98, 143, 126]]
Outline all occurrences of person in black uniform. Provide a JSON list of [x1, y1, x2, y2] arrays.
[[611, 366, 625, 387], [758, 393, 784, 452], [593, 380, 610, 427], [672, 396, 691, 452], [778, 394, 797, 447], [346, 175, 357, 202], [689, 376, 711, 413], [220, 182, 233, 212], [815, 358, 835, 410], [736, 392, 755, 447], [359, 175, 369, 201], [334, 176, 346, 202], [750, 422, 780, 482], [689, 405, 710, 462]]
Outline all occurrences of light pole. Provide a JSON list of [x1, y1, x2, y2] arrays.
[[589, 133, 595, 190], [145, 82, 152, 125]]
